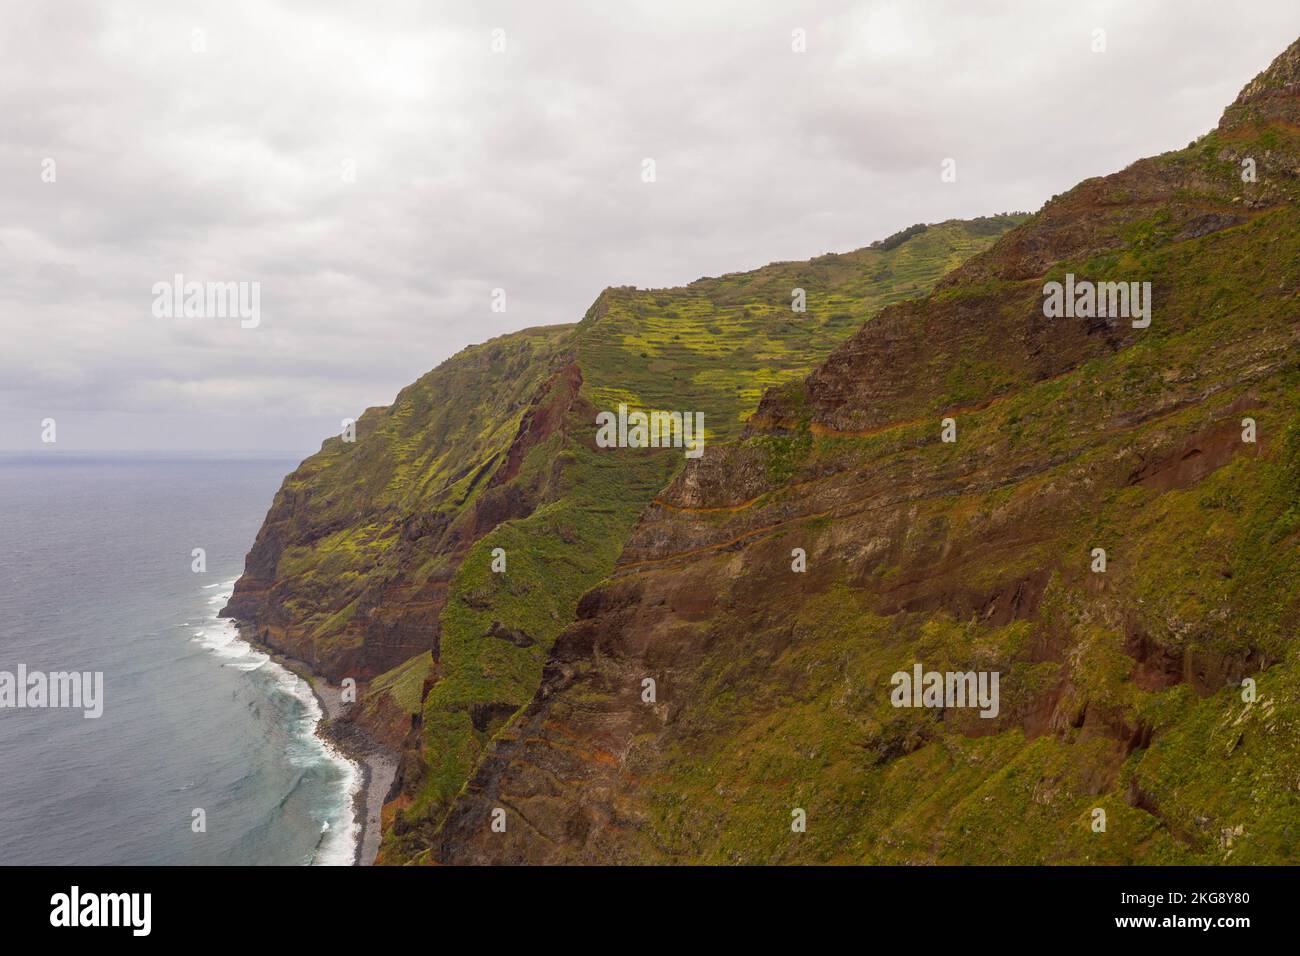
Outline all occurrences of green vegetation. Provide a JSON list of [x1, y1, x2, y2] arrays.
[[618, 159, 1300, 863], [579, 216, 1025, 434], [417, 46, 1300, 865], [362, 216, 1026, 861]]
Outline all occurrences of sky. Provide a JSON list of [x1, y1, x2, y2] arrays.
[[3, 0, 1298, 453]]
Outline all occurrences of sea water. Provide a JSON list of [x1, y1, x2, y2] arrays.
[[0, 453, 358, 865]]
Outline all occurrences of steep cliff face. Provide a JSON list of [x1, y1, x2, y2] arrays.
[[431, 40, 1300, 864], [221, 323, 578, 682], [220, 216, 1023, 859]]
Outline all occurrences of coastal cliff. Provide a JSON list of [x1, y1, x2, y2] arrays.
[[225, 32, 1300, 872], [222, 216, 1024, 861]]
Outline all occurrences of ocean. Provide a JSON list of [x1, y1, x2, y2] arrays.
[[0, 453, 359, 865]]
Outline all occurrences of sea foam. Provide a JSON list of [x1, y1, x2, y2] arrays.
[[191, 579, 361, 865]]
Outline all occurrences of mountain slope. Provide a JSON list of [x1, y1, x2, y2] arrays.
[[221, 216, 1024, 862], [429, 38, 1300, 865]]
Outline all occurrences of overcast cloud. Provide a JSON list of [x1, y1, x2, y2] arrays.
[[3, 0, 1297, 452]]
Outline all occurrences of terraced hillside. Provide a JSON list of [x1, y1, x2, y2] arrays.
[[430, 39, 1300, 865], [579, 218, 1016, 436], [221, 215, 1023, 862]]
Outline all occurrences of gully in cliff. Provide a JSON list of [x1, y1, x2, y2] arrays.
[[596, 403, 705, 459]]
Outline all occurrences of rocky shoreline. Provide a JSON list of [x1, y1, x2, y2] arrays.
[[235, 626, 398, 866], [309, 674, 399, 866]]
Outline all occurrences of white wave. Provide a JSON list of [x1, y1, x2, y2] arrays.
[[266, 667, 361, 865], [310, 738, 361, 866], [187, 579, 361, 867], [191, 620, 258, 662]]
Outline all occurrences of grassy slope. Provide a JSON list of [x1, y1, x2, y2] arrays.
[[416, 40, 1300, 866], [628, 133, 1300, 863], [373, 216, 1026, 861], [581, 217, 1018, 437], [641, 382, 1299, 864], [233, 323, 574, 668]]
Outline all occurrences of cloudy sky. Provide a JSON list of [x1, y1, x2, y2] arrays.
[[4, 0, 1297, 453]]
